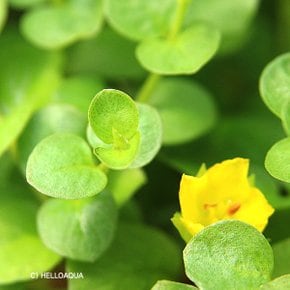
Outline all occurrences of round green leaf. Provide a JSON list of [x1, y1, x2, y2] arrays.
[[105, 0, 176, 41], [136, 23, 220, 75], [184, 0, 260, 54], [18, 104, 87, 173], [272, 239, 290, 278], [37, 191, 117, 262], [88, 89, 139, 144], [265, 137, 290, 183], [149, 78, 217, 144], [26, 133, 107, 199], [130, 104, 162, 168], [183, 220, 273, 290], [151, 280, 197, 290], [66, 27, 145, 79], [261, 275, 290, 290], [68, 223, 181, 290], [260, 53, 290, 117], [0, 187, 60, 284], [21, 0, 103, 49], [94, 132, 140, 170]]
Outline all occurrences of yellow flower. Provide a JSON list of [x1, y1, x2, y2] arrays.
[[172, 158, 275, 242]]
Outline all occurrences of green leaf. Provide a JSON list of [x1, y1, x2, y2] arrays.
[[0, 0, 7, 33], [183, 220, 273, 290], [53, 76, 104, 113], [265, 137, 290, 183], [21, 0, 103, 49], [105, 0, 176, 41], [261, 275, 290, 290], [26, 133, 107, 199], [272, 239, 290, 278], [151, 280, 197, 290], [260, 53, 290, 117], [130, 104, 162, 168], [94, 132, 140, 170], [185, 0, 260, 54], [149, 78, 217, 144], [88, 89, 139, 144], [136, 23, 220, 75], [68, 223, 181, 290], [37, 191, 117, 262], [0, 29, 62, 157], [66, 27, 145, 79], [17, 104, 87, 173], [107, 168, 147, 206], [0, 185, 60, 284], [8, 0, 45, 9]]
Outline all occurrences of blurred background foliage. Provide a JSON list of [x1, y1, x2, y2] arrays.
[[1, 0, 290, 289]]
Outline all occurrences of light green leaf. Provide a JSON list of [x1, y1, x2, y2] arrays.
[[260, 53, 290, 117], [37, 191, 117, 262], [68, 223, 181, 290], [136, 23, 220, 75], [272, 239, 290, 278], [0, 0, 7, 33], [149, 78, 217, 144], [130, 104, 162, 168], [185, 0, 260, 54], [0, 29, 62, 157], [26, 133, 107, 199], [94, 132, 140, 170], [66, 27, 145, 79], [53, 76, 104, 113], [88, 89, 139, 144], [151, 280, 197, 290], [107, 168, 147, 206], [261, 275, 290, 290], [183, 220, 273, 290], [105, 0, 176, 41], [265, 137, 290, 183], [17, 104, 87, 173], [21, 0, 103, 49], [8, 0, 45, 8], [0, 186, 60, 284]]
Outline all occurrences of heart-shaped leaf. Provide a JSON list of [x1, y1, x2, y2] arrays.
[[37, 190, 117, 262], [26, 133, 107, 199], [183, 220, 273, 290], [136, 23, 220, 75]]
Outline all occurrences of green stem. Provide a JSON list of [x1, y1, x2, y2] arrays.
[[135, 0, 190, 103], [135, 73, 161, 103], [168, 0, 190, 41]]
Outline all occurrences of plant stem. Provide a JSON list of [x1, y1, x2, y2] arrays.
[[135, 73, 161, 103], [168, 0, 190, 41]]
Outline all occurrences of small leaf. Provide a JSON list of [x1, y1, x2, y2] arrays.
[[21, 0, 103, 49], [88, 89, 139, 144], [94, 132, 140, 170], [183, 220, 273, 290], [260, 53, 290, 117], [105, 0, 176, 41], [149, 78, 217, 144], [68, 223, 181, 290], [130, 103, 162, 168], [107, 168, 147, 206], [37, 191, 117, 262], [151, 280, 197, 290], [136, 23, 220, 75], [0, 184, 60, 284], [265, 137, 290, 183], [260, 275, 290, 290], [272, 238, 290, 278], [26, 133, 107, 199]]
